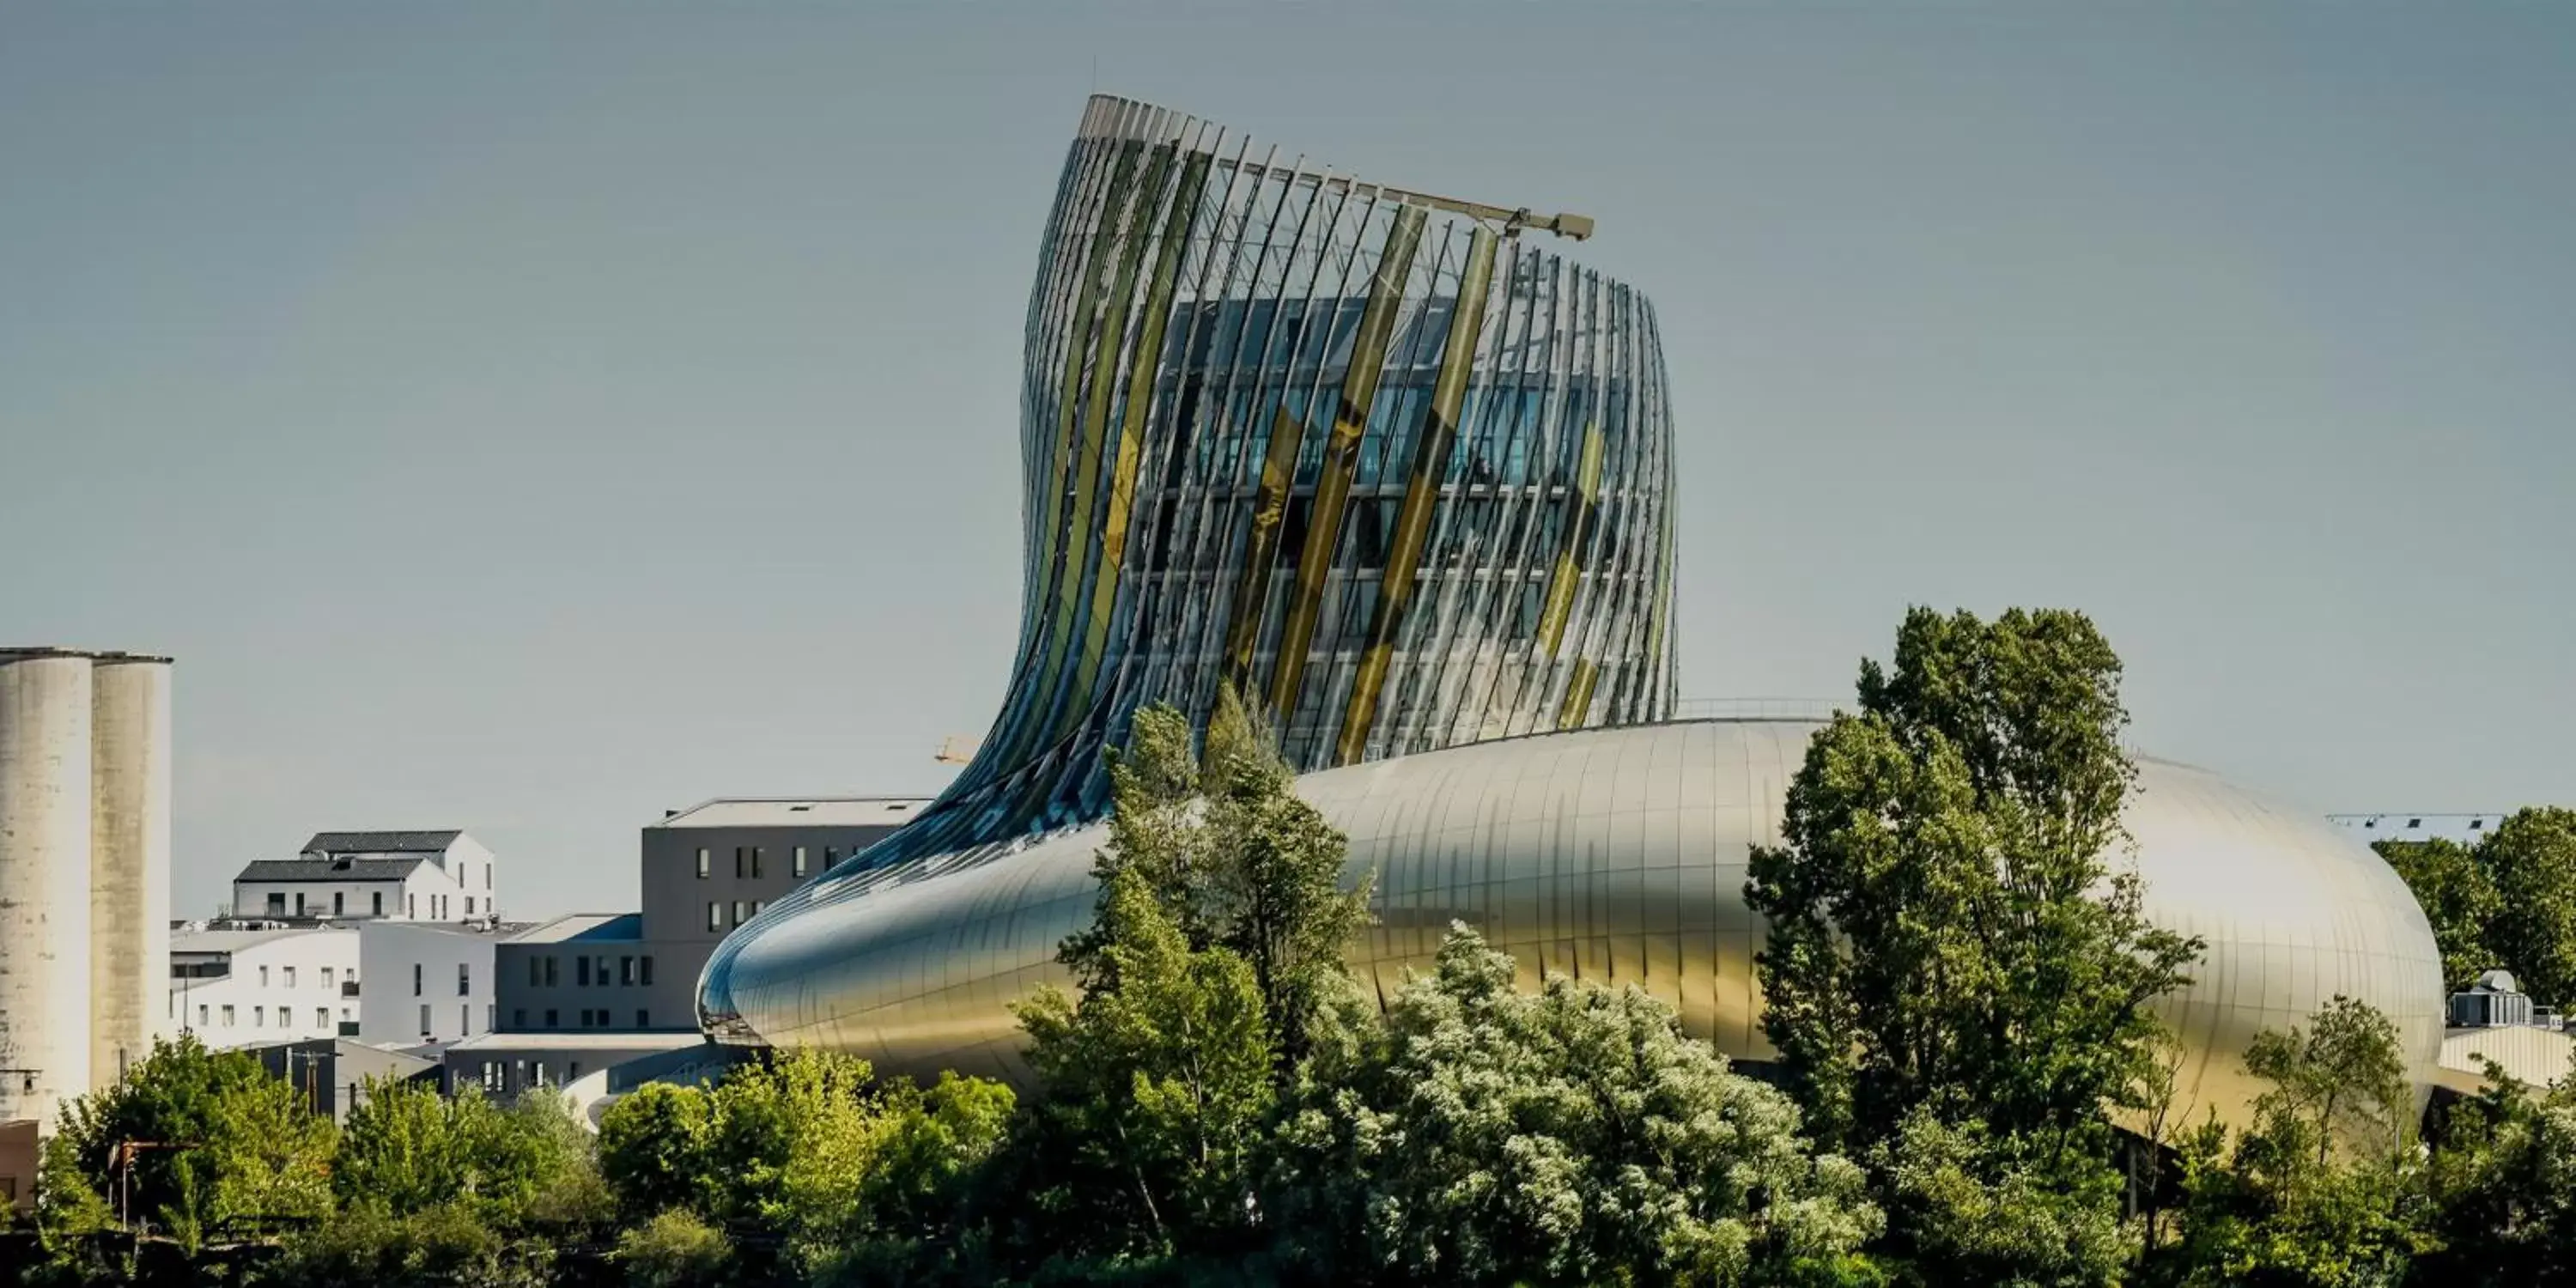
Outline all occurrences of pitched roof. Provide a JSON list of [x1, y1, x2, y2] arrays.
[[301, 829, 463, 854], [237, 856, 431, 883]]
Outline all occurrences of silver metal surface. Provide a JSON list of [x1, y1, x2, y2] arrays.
[[707, 720, 2445, 1127]]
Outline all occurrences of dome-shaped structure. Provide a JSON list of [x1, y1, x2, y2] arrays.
[[703, 719, 2444, 1128]]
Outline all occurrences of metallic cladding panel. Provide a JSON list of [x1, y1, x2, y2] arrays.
[[702, 720, 2446, 1131], [701, 95, 1678, 1026], [0, 653, 96, 1127]]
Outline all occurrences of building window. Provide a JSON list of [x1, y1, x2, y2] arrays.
[[465, 896, 475, 915], [750, 848, 763, 879], [578, 957, 592, 987], [413, 963, 423, 997], [283, 966, 296, 988], [825, 847, 840, 869], [295, 892, 307, 915], [637, 1009, 650, 1028], [485, 866, 491, 890], [568, 1061, 582, 1080], [696, 848, 709, 878], [341, 1007, 350, 1022], [253, 1005, 264, 1027], [222, 1005, 234, 1027], [794, 846, 809, 878], [316, 1008, 329, 1029], [529, 957, 542, 987], [418, 1005, 431, 1036], [408, 894, 416, 918], [598, 955, 613, 985], [733, 847, 744, 879], [321, 967, 335, 989], [259, 965, 270, 987], [620, 956, 635, 987], [197, 1004, 209, 1028], [459, 963, 471, 996], [641, 957, 654, 986], [544, 1008, 559, 1029], [544, 956, 559, 987], [373, 891, 384, 916], [753, 900, 765, 915], [708, 902, 722, 932], [486, 1003, 495, 1030], [732, 901, 750, 927], [333, 891, 345, 916], [462, 1005, 471, 1035], [267, 892, 286, 915]]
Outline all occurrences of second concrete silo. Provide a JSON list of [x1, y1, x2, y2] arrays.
[[0, 649, 96, 1129], [89, 653, 171, 1084]]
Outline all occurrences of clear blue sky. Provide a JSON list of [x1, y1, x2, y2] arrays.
[[5, 3, 2569, 920]]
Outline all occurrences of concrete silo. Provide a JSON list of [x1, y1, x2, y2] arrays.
[[0, 649, 96, 1129], [89, 654, 171, 1084]]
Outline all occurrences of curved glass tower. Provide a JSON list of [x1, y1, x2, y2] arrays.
[[702, 95, 1678, 1036]]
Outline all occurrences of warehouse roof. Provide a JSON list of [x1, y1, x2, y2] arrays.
[[237, 855, 432, 883], [301, 829, 465, 854], [652, 799, 931, 829]]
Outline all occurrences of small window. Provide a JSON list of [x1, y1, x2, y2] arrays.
[[316, 1008, 329, 1029], [462, 1004, 471, 1034], [419, 1004, 431, 1036], [696, 848, 710, 879], [197, 1004, 209, 1027], [636, 1008, 650, 1028], [487, 1003, 495, 1030], [322, 967, 335, 988], [414, 963, 423, 997], [253, 1005, 264, 1026], [544, 1008, 559, 1029], [732, 900, 750, 927], [794, 846, 809, 878], [708, 902, 723, 932], [283, 966, 295, 988], [734, 847, 744, 879], [465, 896, 475, 915], [620, 956, 635, 987], [578, 957, 592, 987], [825, 847, 840, 868], [544, 956, 559, 987], [222, 1005, 235, 1026], [267, 893, 286, 915], [485, 866, 491, 890], [294, 892, 307, 916], [750, 848, 763, 879], [2409, 817, 2423, 829], [333, 891, 345, 916], [459, 963, 471, 996], [753, 900, 765, 915], [641, 956, 654, 986], [2472, 818, 2487, 830], [259, 965, 270, 987], [568, 1060, 581, 1080], [372, 891, 384, 916], [409, 894, 416, 918]]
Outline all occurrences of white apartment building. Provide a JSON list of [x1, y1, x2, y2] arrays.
[[358, 920, 516, 1048], [167, 926, 361, 1049], [231, 829, 498, 923]]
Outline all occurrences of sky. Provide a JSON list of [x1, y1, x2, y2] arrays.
[[3, 3, 2569, 921]]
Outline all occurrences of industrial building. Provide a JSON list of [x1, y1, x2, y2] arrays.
[[0, 646, 172, 1206], [2330, 812, 2512, 847], [435, 798, 925, 1094], [696, 97, 2450, 1133]]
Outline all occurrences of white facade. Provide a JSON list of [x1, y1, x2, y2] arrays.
[[231, 830, 500, 923], [357, 920, 507, 1047], [168, 927, 361, 1049]]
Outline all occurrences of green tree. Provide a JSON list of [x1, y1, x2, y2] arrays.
[[2372, 837, 2501, 991], [38, 1035, 334, 1247], [1007, 865, 1279, 1266], [2158, 997, 2422, 1287], [332, 1079, 603, 1232], [2482, 807, 2576, 1007], [1875, 1109, 2134, 1288], [1070, 689, 1372, 1073], [1271, 922, 1886, 1286], [614, 1207, 732, 1288], [598, 1081, 715, 1222], [2415, 1065, 2576, 1285], [1746, 607, 2202, 1152]]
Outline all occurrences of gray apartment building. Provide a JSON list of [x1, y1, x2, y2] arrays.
[[448, 797, 925, 1094]]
